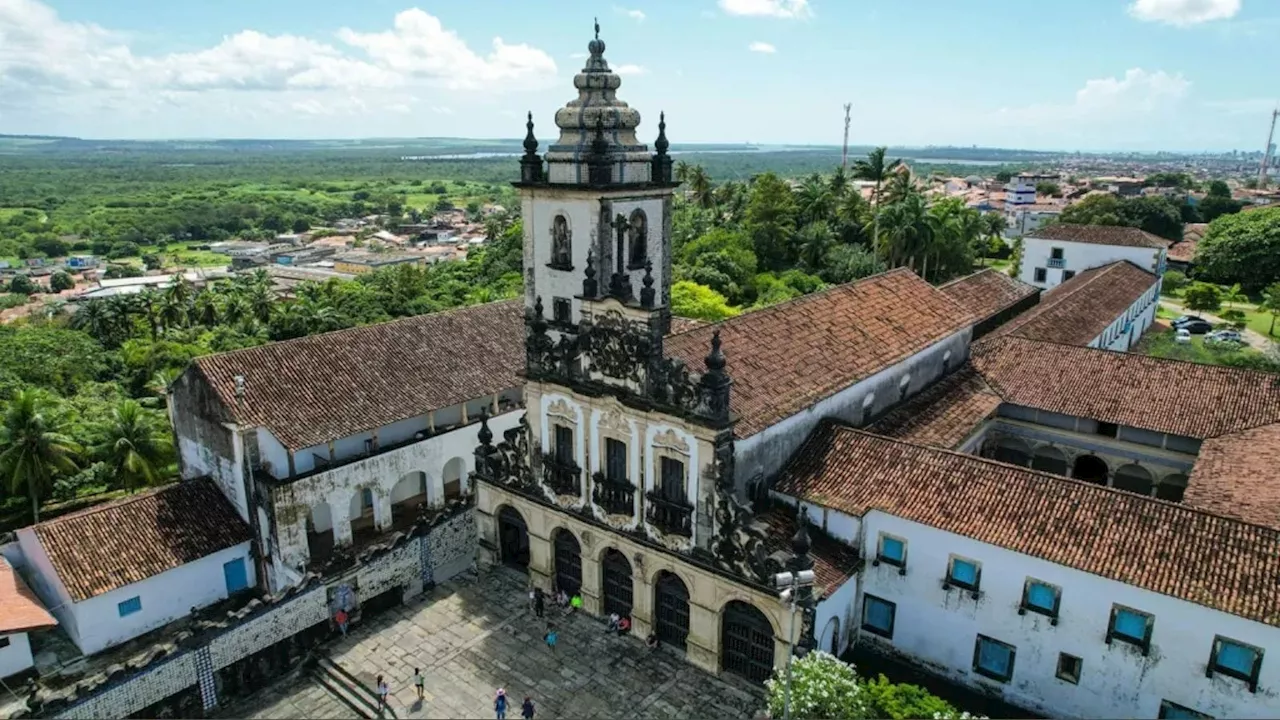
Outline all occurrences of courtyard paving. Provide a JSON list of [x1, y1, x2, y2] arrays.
[[230, 567, 766, 719]]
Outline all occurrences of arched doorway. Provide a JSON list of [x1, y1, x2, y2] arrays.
[[1157, 473, 1188, 502], [443, 457, 467, 501], [819, 616, 840, 655], [993, 437, 1033, 467], [1031, 446, 1068, 476], [497, 506, 530, 570], [553, 529, 582, 596], [1113, 464, 1154, 496], [654, 571, 690, 650], [601, 548, 634, 617], [306, 502, 334, 565], [390, 471, 428, 528], [721, 601, 775, 683], [1072, 455, 1109, 485]]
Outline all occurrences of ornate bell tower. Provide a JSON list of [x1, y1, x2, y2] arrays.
[[514, 19, 677, 345]]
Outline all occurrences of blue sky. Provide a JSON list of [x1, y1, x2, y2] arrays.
[[0, 0, 1276, 151]]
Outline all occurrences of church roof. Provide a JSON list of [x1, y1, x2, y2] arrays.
[[664, 269, 974, 437], [774, 421, 1280, 628], [990, 260, 1157, 346], [939, 268, 1039, 328], [193, 299, 524, 451], [1027, 224, 1168, 249], [867, 365, 1001, 449], [31, 479, 251, 602], [0, 556, 57, 634]]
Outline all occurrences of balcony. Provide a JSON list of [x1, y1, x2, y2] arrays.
[[541, 453, 582, 496], [645, 490, 694, 537], [592, 472, 636, 515], [1047, 257, 1065, 269]]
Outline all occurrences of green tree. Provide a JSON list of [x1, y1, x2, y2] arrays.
[[687, 165, 714, 209], [1058, 193, 1125, 226], [1207, 180, 1231, 198], [49, 271, 75, 292], [744, 172, 798, 271], [874, 192, 933, 271], [1262, 282, 1280, 336], [861, 674, 971, 720], [1196, 208, 1280, 291], [1223, 282, 1247, 311], [1035, 182, 1061, 197], [796, 221, 835, 273], [852, 147, 903, 251], [1120, 195, 1184, 242], [822, 244, 886, 284], [1162, 270, 1188, 294], [679, 227, 758, 304], [8, 274, 37, 295], [1196, 194, 1244, 222], [980, 213, 1007, 267], [796, 174, 835, 228], [90, 400, 174, 492], [670, 281, 739, 321], [1183, 282, 1222, 312], [765, 651, 865, 720], [0, 389, 82, 523]]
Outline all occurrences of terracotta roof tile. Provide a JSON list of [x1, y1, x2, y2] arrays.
[[868, 365, 1001, 448], [195, 300, 525, 450], [1028, 224, 1169, 249], [665, 269, 975, 437], [972, 336, 1280, 439], [1187, 423, 1280, 528], [991, 261, 1157, 346], [939, 269, 1039, 328], [1167, 225, 1206, 263], [774, 423, 1280, 627], [0, 556, 57, 634], [757, 508, 860, 599], [32, 479, 252, 602], [1182, 223, 1208, 243]]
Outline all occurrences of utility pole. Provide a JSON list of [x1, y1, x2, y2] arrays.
[[775, 569, 816, 720], [841, 103, 852, 171], [1259, 106, 1279, 189]]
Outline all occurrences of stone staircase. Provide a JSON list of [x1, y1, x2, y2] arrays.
[[311, 654, 398, 720]]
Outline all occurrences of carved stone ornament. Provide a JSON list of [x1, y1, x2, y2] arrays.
[[706, 433, 780, 583], [547, 398, 576, 423], [473, 412, 538, 495], [652, 428, 690, 455], [580, 309, 651, 384], [599, 407, 629, 435]]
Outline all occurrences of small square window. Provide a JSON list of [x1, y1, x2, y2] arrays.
[[1021, 578, 1060, 618], [877, 534, 906, 567], [0, 637, 9, 649], [947, 556, 981, 591], [118, 596, 142, 617], [1108, 604, 1153, 653], [1033, 267, 1047, 283], [552, 297, 572, 327], [861, 594, 896, 639], [1050, 247, 1064, 260], [1055, 653, 1081, 684], [972, 634, 1016, 682], [1158, 700, 1213, 719], [1063, 270, 1076, 281], [1209, 636, 1262, 691]]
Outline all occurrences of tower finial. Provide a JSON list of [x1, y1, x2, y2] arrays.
[[594, 17, 600, 40]]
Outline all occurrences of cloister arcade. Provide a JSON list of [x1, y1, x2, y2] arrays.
[[985, 434, 1188, 501]]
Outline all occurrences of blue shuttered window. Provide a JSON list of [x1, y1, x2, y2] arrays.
[[223, 557, 249, 594]]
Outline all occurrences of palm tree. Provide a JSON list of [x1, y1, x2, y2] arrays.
[[71, 299, 113, 345], [852, 147, 903, 250], [166, 275, 194, 308], [797, 222, 835, 273], [835, 190, 871, 246], [158, 292, 187, 332], [674, 160, 692, 184], [1262, 282, 1280, 336], [688, 165, 714, 209], [0, 390, 81, 523], [144, 368, 181, 408], [1223, 283, 1247, 312], [873, 193, 933, 271], [796, 174, 834, 228], [828, 166, 850, 201], [221, 294, 249, 327], [136, 288, 162, 340], [246, 282, 274, 324], [91, 400, 174, 493], [980, 213, 1008, 267], [193, 291, 220, 327], [881, 167, 918, 205]]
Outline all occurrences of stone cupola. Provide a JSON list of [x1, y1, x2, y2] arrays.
[[543, 20, 653, 186]]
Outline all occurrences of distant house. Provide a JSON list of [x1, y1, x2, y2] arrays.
[[14, 480, 254, 656], [65, 255, 98, 270], [1019, 224, 1168, 291], [333, 252, 422, 275], [0, 556, 58, 681], [1166, 223, 1206, 273]]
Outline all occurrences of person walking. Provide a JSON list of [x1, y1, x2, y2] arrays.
[[494, 688, 509, 720], [528, 587, 536, 612], [569, 593, 582, 614], [544, 623, 558, 653], [521, 696, 536, 719], [334, 608, 349, 637], [533, 588, 545, 619], [375, 675, 390, 716], [413, 667, 425, 701]]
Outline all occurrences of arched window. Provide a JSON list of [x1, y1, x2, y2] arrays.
[[551, 215, 572, 268], [628, 209, 648, 267]]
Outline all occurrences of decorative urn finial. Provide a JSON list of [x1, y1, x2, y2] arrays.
[[655, 111, 669, 155], [523, 111, 538, 154], [477, 407, 493, 446], [583, 250, 599, 297], [588, 18, 606, 57], [640, 258, 655, 308], [705, 328, 726, 372]]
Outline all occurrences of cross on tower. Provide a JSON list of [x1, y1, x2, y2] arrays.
[[608, 213, 633, 300]]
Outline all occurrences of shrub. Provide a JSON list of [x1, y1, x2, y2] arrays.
[[1183, 282, 1222, 312], [8, 274, 37, 295], [50, 271, 75, 292], [862, 674, 972, 720], [765, 652, 982, 720], [1161, 270, 1187, 294]]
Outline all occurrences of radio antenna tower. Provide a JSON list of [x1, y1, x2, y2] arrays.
[[1259, 105, 1279, 189], [841, 103, 852, 170]]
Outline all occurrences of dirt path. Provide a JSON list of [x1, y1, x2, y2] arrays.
[[1158, 298, 1273, 351]]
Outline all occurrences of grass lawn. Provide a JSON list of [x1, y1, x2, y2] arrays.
[[159, 242, 231, 268], [0, 207, 46, 221], [1135, 325, 1275, 370]]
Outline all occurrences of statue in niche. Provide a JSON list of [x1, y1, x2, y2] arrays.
[[628, 209, 648, 267], [551, 215, 572, 267]]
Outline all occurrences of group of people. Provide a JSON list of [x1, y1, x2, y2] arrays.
[[369, 672, 537, 720], [528, 586, 583, 618], [493, 688, 536, 720]]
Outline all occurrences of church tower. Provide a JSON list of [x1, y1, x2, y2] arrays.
[[515, 19, 677, 341]]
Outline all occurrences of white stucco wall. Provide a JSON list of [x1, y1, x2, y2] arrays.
[[1019, 237, 1164, 290], [815, 573, 861, 657], [737, 330, 971, 486], [0, 632, 34, 679], [255, 428, 289, 478], [14, 527, 79, 644], [1091, 280, 1160, 352], [63, 542, 254, 656], [853, 512, 1279, 720]]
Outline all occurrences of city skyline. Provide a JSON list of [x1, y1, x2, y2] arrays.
[[1, 0, 1277, 152]]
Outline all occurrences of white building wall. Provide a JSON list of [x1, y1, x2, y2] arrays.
[[1094, 283, 1160, 352], [737, 330, 971, 486], [255, 428, 289, 478], [815, 575, 861, 657], [64, 542, 254, 656], [1019, 237, 1164, 290], [854, 512, 1280, 720], [0, 632, 35, 679], [14, 527, 80, 645]]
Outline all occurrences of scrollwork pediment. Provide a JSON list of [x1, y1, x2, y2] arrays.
[[652, 428, 690, 455]]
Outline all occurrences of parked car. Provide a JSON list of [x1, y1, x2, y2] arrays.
[[1175, 328, 1192, 344], [1171, 315, 1205, 328], [1180, 320, 1214, 334], [1206, 330, 1243, 345]]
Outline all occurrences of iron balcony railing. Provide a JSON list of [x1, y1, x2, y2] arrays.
[[645, 490, 694, 537], [592, 472, 636, 515], [1047, 257, 1065, 268], [541, 453, 582, 496]]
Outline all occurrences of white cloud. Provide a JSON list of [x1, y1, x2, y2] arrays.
[[719, 0, 811, 19], [432, 106, 454, 114], [616, 6, 646, 22], [748, 41, 777, 53], [0, 0, 558, 122], [995, 68, 1190, 125], [614, 64, 647, 76], [569, 52, 589, 59], [1128, 0, 1241, 26]]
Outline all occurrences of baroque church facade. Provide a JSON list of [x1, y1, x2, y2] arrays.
[[471, 23, 812, 682]]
